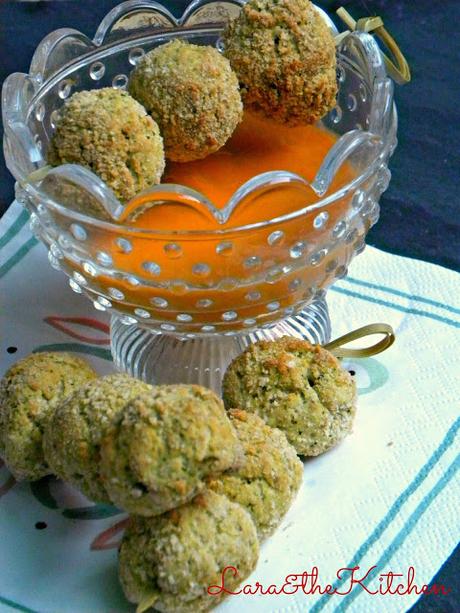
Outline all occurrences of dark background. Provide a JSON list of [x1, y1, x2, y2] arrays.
[[0, 1, 459, 611]]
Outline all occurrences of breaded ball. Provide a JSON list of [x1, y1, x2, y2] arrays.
[[207, 409, 303, 539], [223, 0, 337, 125], [100, 385, 241, 516], [222, 337, 356, 456], [119, 491, 259, 613], [43, 374, 152, 503], [0, 352, 96, 481], [47, 88, 165, 203], [128, 40, 243, 161]]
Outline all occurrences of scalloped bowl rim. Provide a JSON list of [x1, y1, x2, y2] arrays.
[[20, 133, 393, 237], [7, 0, 396, 237]]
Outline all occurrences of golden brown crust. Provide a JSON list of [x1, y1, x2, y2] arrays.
[[223, 0, 337, 125], [118, 491, 259, 612], [207, 409, 303, 538], [100, 385, 242, 516], [48, 88, 165, 203], [128, 40, 243, 161], [0, 352, 97, 480], [43, 374, 153, 503], [222, 337, 356, 456]]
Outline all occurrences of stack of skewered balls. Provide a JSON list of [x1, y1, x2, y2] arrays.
[[3, 1, 352, 610], [47, 0, 338, 207], [0, 334, 356, 612]]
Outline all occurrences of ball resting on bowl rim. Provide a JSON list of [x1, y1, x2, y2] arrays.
[[2, 1, 397, 390]]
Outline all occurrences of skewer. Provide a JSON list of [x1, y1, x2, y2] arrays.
[[335, 6, 411, 84]]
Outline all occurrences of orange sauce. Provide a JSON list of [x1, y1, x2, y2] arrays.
[[86, 113, 354, 329], [125, 111, 352, 230], [166, 111, 347, 214]]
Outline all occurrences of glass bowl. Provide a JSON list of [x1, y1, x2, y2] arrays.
[[2, 0, 397, 389]]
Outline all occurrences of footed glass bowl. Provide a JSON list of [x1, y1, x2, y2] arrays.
[[2, 0, 397, 390]]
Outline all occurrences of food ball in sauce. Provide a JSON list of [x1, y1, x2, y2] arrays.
[[129, 39, 243, 162], [223, 0, 337, 125], [47, 88, 165, 203]]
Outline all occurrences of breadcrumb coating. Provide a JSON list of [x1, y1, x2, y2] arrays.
[[47, 88, 165, 203], [119, 491, 259, 612], [129, 40, 243, 161], [222, 337, 356, 456], [0, 352, 96, 480], [100, 385, 242, 516], [207, 409, 303, 539], [43, 374, 153, 503], [223, 0, 337, 125]]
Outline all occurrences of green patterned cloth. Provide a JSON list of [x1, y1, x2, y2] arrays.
[[1, 200, 459, 612]]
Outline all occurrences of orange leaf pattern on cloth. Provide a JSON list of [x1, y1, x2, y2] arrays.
[[91, 517, 130, 551], [44, 316, 110, 345]]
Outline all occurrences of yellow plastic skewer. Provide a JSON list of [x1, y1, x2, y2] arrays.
[[323, 323, 396, 358], [336, 7, 411, 84]]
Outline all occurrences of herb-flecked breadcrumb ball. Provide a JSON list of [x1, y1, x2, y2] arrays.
[[43, 374, 153, 503], [100, 385, 242, 516], [128, 40, 243, 161], [0, 352, 97, 481], [222, 337, 356, 456], [207, 408, 303, 539], [47, 88, 165, 203], [223, 0, 337, 125], [118, 491, 259, 613]]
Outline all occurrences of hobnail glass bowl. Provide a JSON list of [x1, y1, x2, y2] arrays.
[[2, 0, 397, 389]]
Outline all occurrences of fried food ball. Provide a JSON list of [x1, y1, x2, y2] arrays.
[[222, 337, 356, 456], [128, 40, 243, 162], [100, 385, 242, 516], [119, 491, 259, 613], [43, 374, 152, 503], [223, 0, 337, 125], [207, 409, 303, 539], [0, 352, 97, 481], [47, 88, 165, 203]]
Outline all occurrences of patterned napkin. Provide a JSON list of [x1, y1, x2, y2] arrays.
[[0, 200, 459, 613]]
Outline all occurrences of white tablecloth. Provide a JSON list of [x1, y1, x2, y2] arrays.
[[0, 201, 459, 612]]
